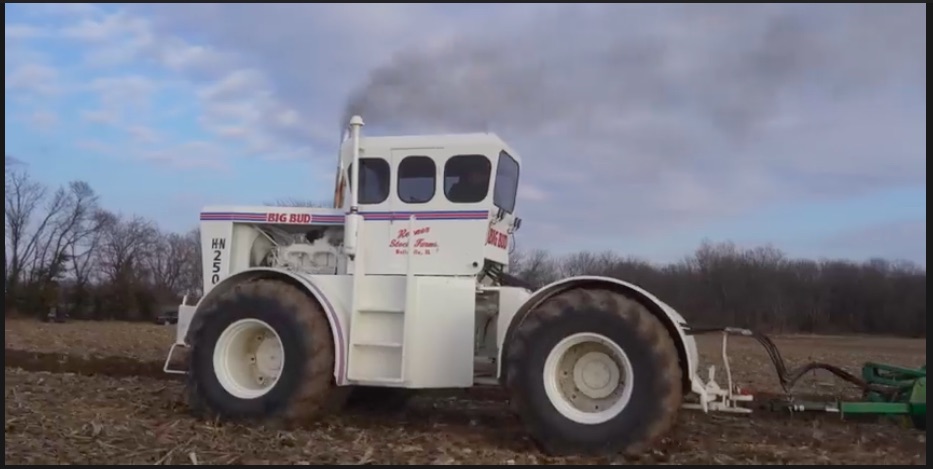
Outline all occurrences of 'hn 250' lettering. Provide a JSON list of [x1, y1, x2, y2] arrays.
[[210, 237, 225, 285]]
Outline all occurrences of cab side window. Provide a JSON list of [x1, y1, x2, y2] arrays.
[[398, 156, 436, 204], [493, 151, 519, 213], [348, 158, 390, 205], [444, 154, 491, 203]]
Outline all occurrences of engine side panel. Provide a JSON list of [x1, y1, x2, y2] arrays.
[[198, 207, 347, 298]]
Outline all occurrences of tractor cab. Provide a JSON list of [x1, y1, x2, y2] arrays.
[[335, 119, 522, 278]]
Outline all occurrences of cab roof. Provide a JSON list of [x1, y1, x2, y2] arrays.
[[349, 132, 522, 164]]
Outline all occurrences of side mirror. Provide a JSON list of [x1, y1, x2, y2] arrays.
[[514, 217, 522, 231]]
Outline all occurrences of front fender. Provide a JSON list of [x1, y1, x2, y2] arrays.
[[184, 268, 349, 385], [496, 275, 698, 393]]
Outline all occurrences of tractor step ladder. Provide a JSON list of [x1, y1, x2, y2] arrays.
[[345, 216, 417, 385]]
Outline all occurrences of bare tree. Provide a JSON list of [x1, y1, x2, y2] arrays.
[[180, 227, 203, 298], [94, 212, 158, 319], [510, 248, 559, 288], [559, 251, 606, 277], [4, 170, 48, 304], [68, 209, 110, 317], [26, 181, 101, 285], [146, 229, 202, 298], [96, 213, 158, 282]]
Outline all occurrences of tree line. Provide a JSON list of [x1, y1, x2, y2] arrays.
[[4, 164, 201, 320], [4, 160, 926, 336], [510, 245, 926, 338]]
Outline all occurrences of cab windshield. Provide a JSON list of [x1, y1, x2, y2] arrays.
[[493, 151, 519, 214]]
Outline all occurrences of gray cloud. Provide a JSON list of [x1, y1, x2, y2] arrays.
[[335, 4, 926, 244], [344, 4, 924, 135], [51, 4, 929, 259]]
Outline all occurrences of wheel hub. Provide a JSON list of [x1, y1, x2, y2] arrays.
[[574, 351, 620, 399], [213, 318, 285, 399], [254, 333, 283, 379], [543, 332, 635, 425]]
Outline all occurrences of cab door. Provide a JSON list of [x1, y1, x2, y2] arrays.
[[346, 156, 393, 275], [386, 149, 443, 273]]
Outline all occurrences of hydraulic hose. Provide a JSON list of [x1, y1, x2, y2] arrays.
[[686, 327, 898, 398]]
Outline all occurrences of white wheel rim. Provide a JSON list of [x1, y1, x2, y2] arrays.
[[543, 332, 635, 425], [213, 318, 285, 399]]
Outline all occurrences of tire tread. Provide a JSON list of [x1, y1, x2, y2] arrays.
[[186, 279, 347, 425]]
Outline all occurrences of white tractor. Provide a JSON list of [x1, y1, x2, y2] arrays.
[[164, 115, 749, 456]]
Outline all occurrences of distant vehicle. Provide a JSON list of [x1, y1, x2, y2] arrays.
[[43, 308, 68, 323], [155, 310, 178, 325]]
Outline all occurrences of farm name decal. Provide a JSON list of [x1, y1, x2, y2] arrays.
[[486, 227, 508, 250], [390, 227, 439, 256]]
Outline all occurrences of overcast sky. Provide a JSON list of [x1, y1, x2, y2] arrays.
[[4, 3, 926, 265]]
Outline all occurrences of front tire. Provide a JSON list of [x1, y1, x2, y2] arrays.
[[187, 279, 343, 424], [504, 288, 682, 456]]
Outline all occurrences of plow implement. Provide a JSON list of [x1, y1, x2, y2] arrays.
[[764, 362, 926, 430], [685, 327, 927, 430]]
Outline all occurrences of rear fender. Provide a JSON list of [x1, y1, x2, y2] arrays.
[[184, 268, 349, 385], [496, 275, 698, 393]]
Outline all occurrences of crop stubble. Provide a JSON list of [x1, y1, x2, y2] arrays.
[[4, 318, 927, 465]]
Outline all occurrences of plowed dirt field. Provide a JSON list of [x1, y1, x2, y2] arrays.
[[4, 318, 926, 465]]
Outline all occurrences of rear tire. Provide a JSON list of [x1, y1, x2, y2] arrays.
[[187, 279, 343, 424], [504, 288, 682, 456]]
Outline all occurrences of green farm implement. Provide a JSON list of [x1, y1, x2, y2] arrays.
[[686, 327, 927, 430], [766, 362, 926, 429]]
